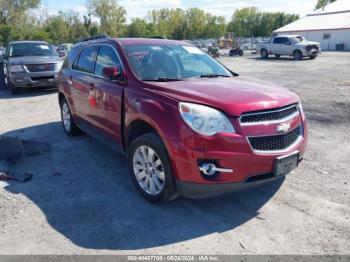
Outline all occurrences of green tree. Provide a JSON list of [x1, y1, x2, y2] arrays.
[[184, 8, 206, 39], [127, 18, 156, 38], [228, 7, 260, 37], [228, 8, 299, 37], [315, 0, 336, 10], [87, 0, 126, 37], [203, 14, 226, 39], [0, 0, 40, 24]]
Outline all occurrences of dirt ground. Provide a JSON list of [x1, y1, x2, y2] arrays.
[[0, 52, 349, 255]]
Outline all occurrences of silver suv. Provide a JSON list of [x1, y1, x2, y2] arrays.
[[3, 41, 63, 94]]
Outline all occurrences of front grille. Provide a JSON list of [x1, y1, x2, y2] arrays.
[[248, 125, 301, 151], [25, 63, 55, 72], [306, 45, 319, 52], [241, 104, 298, 124], [31, 76, 54, 81]]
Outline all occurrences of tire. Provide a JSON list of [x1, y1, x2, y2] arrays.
[[60, 98, 81, 136], [309, 54, 317, 59], [275, 54, 281, 58], [293, 50, 302, 60], [261, 49, 268, 59], [243, 46, 248, 51], [128, 133, 178, 203], [238, 50, 244, 56], [3, 72, 21, 94]]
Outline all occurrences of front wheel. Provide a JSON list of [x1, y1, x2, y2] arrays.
[[238, 50, 244, 56], [293, 50, 303, 60], [128, 133, 177, 203], [4, 72, 21, 94]]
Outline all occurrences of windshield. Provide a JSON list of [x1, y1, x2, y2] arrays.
[[124, 44, 232, 81], [9, 43, 57, 57], [292, 36, 304, 43]]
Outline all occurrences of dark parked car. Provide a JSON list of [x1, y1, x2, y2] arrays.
[[3, 41, 63, 94], [58, 37, 308, 202]]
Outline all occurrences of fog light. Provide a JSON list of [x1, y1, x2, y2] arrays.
[[199, 163, 233, 176]]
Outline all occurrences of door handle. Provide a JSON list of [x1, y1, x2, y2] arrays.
[[67, 76, 73, 85]]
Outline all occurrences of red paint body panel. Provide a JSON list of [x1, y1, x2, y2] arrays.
[[58, 38, 308, 196]]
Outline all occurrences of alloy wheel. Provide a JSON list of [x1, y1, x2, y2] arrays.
[[132, 145, 165, 195], [62, 102, 71, 132]]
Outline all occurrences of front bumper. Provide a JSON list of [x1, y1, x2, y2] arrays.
[[165, 114, 308, 198], [303, 49, 321, 56], [177, 172, 286, 199], [9, 71, 58, 88]]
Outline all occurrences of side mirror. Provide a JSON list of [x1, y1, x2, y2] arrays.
[[102, 66, 121, 80]]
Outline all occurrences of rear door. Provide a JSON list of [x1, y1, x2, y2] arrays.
[[69, 45, 99, 123], [89, 44, 125, 145]]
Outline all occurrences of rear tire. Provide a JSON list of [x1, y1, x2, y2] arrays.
[[261, 49, 268, 59], [293, 50, 302, 60], [60, 98, 81, 136], [238, 50, 244, 56], [128, 133, 178, 203]]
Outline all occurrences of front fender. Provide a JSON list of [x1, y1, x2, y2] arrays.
[[124, 90, 182, 144]]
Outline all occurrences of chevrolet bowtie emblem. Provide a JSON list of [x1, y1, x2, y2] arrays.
[[277, 122, 291, 133]]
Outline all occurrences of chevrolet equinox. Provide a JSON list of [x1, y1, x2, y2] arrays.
[[58, 36, 308, 202]]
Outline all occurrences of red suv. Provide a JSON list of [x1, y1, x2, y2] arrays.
[[58, 36, 307, 202]]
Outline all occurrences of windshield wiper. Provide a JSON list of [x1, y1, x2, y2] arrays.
[[142, 77, 184, 82], [199, 74, 231, 78]]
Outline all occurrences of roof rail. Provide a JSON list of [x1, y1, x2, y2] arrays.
[[76, 34, 111, 44]]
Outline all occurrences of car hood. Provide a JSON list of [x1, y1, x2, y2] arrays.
[[9, 56, 60, 65], [147, 76, 299, 116], [298, 41, 320, 46]]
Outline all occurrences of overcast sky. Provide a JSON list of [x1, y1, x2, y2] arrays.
[[42, 0, 318, 21]]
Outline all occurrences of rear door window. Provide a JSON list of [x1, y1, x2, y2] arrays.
[[95, 45, 124, 81], [76, 46, 98, 74]]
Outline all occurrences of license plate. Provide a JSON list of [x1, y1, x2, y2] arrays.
[[274, 152, 299, 176]]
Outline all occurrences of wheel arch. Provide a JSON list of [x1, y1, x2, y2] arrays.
[[58, 92, 65, 106], [126, 119, 158, 149]]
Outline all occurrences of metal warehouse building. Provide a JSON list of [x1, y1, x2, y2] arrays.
[[274, 0, 350, 51]]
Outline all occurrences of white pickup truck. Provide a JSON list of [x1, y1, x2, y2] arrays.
[[257, 35, 321, 60]]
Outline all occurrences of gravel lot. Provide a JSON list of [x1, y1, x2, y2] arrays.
[[0, 52, 349, 255]]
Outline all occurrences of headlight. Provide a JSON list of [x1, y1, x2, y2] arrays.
[[56, 61, 64, 70], [10, 64, 24, 73], [179, 102, 235, 136]]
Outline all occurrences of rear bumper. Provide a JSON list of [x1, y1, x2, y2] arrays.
[[177, 173, 286, 199]]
